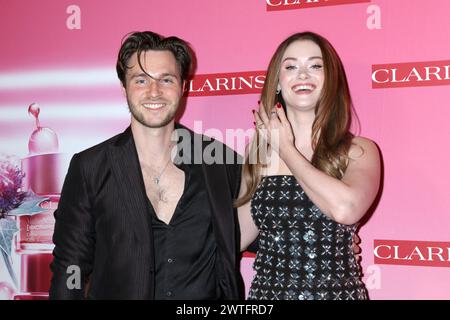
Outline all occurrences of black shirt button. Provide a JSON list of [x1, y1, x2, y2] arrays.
[[166, 291, 173, 297], [168, 258, 174, 263]]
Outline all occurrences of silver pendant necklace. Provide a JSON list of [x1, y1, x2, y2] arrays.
[[153, 158, 171, 185]]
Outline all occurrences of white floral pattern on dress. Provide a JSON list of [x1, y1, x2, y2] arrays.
[[248, 175, 367, 300]]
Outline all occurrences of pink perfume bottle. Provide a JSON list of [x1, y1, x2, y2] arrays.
[[14, 103, 71, 300]]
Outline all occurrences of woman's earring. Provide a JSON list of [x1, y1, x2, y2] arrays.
[[276, 87, 281, 94]]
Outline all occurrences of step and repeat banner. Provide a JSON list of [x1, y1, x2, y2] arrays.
[[0, 0, 449, 300]]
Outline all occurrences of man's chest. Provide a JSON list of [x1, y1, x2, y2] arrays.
[[141, 164, 185, 224]]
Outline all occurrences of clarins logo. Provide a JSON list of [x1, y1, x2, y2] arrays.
[[266, 0, 370, 11], [374, 240, 450, 267], [372, 60, 450, 88], [186, 71, 266, 97]]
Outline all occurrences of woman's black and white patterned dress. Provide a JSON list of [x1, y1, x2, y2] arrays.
[[248, 175, 368, 300]]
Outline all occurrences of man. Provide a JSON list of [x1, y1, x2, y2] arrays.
[[49, 31, 243, 299]]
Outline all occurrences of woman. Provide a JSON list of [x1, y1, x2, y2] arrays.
[[236, 32, 380, 300]]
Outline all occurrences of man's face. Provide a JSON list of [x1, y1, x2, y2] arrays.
[[124, 50, 184, 129]]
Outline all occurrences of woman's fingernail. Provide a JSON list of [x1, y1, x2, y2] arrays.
[[276, 102, 282, 108], [257, 100, 260, 104], [252, 109, 255, 113]]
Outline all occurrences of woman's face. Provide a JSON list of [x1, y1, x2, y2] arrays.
[[278, 39, 325, 111]]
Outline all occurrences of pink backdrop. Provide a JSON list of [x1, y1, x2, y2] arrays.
[[1, 0, 449, 299]]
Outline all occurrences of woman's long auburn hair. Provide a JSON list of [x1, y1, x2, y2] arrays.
[[235, 31, 358, 207]]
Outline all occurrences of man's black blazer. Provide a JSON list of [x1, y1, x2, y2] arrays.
[[49, 125, 244, 299]]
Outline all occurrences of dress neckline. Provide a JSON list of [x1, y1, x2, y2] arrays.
[[261, 174, 294, 178]]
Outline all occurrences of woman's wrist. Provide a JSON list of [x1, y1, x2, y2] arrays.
[[279, 141, 297, 161]]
